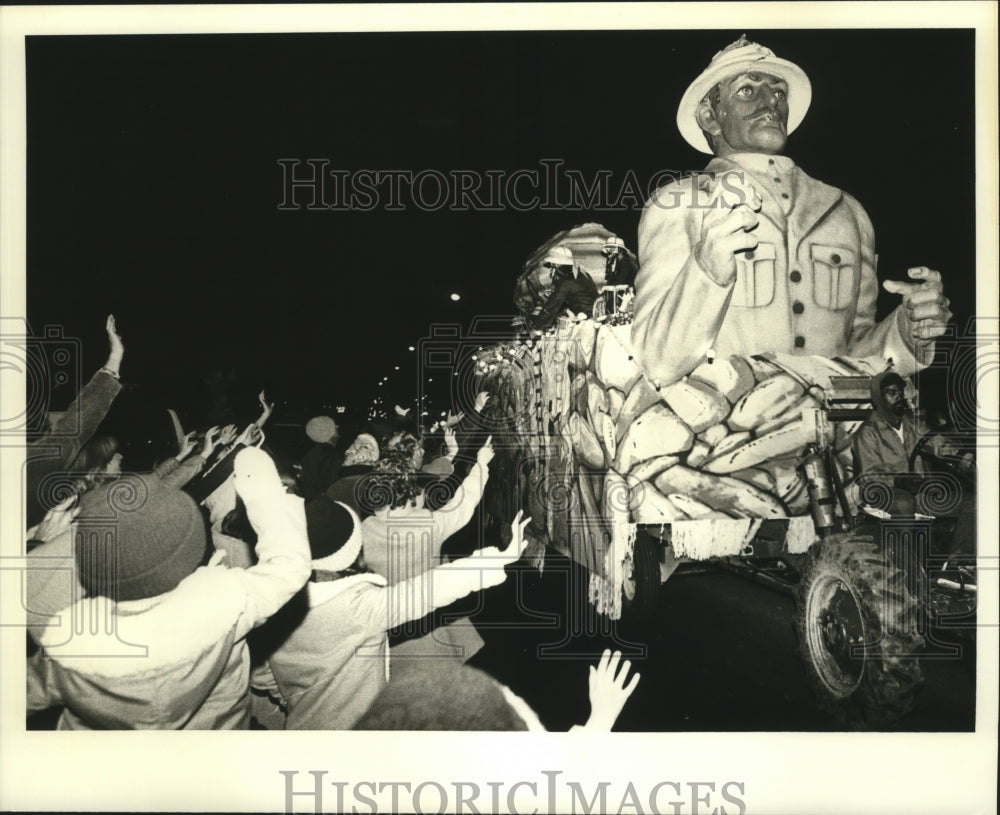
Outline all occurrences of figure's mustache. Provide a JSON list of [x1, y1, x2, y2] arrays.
[[746, 108, 784, 125]]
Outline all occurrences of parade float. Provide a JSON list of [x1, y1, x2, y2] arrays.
[[466, 223, 975, 728]]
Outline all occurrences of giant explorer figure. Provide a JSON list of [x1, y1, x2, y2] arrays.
[[631, 37, 952, 385]]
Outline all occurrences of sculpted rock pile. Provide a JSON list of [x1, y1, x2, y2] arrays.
[[479, 315, 880, 614]]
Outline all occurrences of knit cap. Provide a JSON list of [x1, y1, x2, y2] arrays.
[[305, 495, 363, 572], [305, 416, 339, 444], [353, 662, 536, 731], [75, 474, 209, 602]]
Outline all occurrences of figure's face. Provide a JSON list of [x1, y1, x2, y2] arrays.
[[538, 264, 555, 289], [881, 383, 906, 415], [701, 71, 789, 156]]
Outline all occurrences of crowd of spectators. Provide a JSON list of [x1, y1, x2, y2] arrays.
[[23, 315, 640, 732]]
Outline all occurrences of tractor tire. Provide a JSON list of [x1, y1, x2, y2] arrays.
[[794, 532, 925, 729], [622, 530, 661, 620]]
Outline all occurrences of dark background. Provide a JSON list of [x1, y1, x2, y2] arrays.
[[26, 28, 976, 436]]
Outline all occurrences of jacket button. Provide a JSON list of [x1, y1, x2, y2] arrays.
[[790, 270, 802, 283], [781, 193, 790, 199], [745, 250, 755, 260], [831, 253, 841, 264], [793, 301, 804, 314], [794, 336, 805, 348]]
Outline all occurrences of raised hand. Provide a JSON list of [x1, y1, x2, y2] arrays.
[[882, 267, 952, 345], [476, 435, 495, 467], [177, 431, 198, 460], [255, 390, 275, 427], [443, 426, 459, 459], [105, 314, 124, 371], [583, 649, 641, 731], [201, 426, 220, 458], [499, 509, 531, 565], [693, 175, 763, 287], [474, 391, 491, 413], [217, 424, 238, 446], [237, 423, 264, 448]]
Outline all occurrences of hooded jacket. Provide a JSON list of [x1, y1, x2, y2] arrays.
[[267, 545, 511, 730], [26, 491, 310, 729]]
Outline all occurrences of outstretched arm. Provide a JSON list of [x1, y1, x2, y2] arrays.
[[842, 196, 950, 376], [429, 436, 494, 548], [229, 448, 311, 636], [26, 315, 125, 527], [364, 512, 529, 630]]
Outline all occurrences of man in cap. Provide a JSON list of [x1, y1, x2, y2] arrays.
[[530, 245, 599, 330], [631, 36, 952, 386], [852, 372, 974, 563]]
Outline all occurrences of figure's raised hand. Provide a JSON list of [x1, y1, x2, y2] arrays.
[[694, 175, 763, 287], [882, 267, 952, 344]]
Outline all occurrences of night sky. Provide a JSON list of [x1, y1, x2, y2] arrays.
[[25, 28, 976, 431]]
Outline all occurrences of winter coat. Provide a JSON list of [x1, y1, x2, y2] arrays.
[[268, 546, 510, 729], [361, 461, 490, 665], [299, 443, 344, 501], [26, 493, 310, 729], [25, 369, 121, 528]]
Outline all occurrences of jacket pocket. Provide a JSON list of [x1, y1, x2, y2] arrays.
[[810, 244, 856, 310], [731, 242, 776, 308]]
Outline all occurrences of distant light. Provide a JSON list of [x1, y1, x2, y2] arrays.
[[394, 366, 400, 371], [428, 378, 433, 383], [450, 293, 461, 301], [408, 346, 415, 352]]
